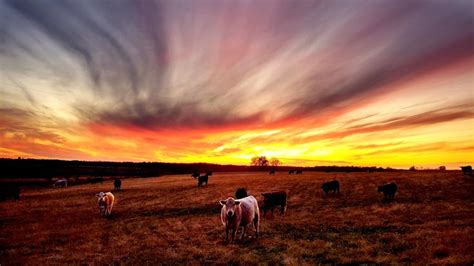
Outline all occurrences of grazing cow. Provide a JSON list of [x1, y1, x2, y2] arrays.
[[197, 174, 209, 187], [219, 196, 259, 242], [296, 170, 303, 174], [269, 170, 275, 175], [378, 182, 397, 200], [88, 177, 104, 184], [0, 184, 20, 201], [235, 187, 248, 199], [96, 192, 115, 217], [54, 179, 68, 188], [114, 179, 122, 190], [321, 180, 340, 195], [288, 170, 295, 174], [261, 191, 288, 217], [461, 166, 472, 176], [191, 172, 200, 178]]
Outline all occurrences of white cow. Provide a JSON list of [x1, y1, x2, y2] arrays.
[[96, 192, 115, 217], [219, 196, 259, 242]]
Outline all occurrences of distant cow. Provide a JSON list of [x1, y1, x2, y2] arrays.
[[197, 174, 209, 187], [288, 170, 295, 174], [378, 182, 397, 200], [461, 166, 472, 176], [296, 170, 303, 174], [54, 179, 68, 188], [88, 177, 104, 184], [191, 172, 200, 178], [235, 187, 248, 199], [269, 170, 275, 175], [321, 180, 340, 195], [261, 191, 288, 217], [0, 184, 20, 201], [114, 179, 122, 190], [220, 196, 259, 242], [96, 192, 115, 217]]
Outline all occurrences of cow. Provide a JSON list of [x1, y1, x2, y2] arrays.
[[296, 170, 303, 174], [288, 170, 295, 174], [261, 191, 288, 217], [235, 187, 248, 199], [269, 170, 275, 175], [219, 196, 259, 243], [321, 180, 340, 195], [197, 174, 209, 187], [96, 192, 115, 217], [54, 178, 68, 188], [191, 172, 200, 178], [378, 182, 397, 200], [0, 184, 20, 201], [461, 166, 472, 176], [88, 177, 104, 184], [114, 179, 122, 190]]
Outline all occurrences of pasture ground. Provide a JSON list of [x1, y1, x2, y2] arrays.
[[1, 171, 473, 264]]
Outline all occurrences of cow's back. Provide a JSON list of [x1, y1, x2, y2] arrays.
[[239, 196, 259, 226]]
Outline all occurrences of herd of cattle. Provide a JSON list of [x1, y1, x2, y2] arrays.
[[0, 166, 472, 242]]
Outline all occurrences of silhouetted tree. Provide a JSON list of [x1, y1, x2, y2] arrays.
[[439, 166, 446, 171], [409, 166, 416, 171], [269, 158, 281, 167], [250, 156, 269, 167]]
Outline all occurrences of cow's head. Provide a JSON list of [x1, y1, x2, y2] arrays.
[[219, 197, 240, 218], [96, 192, 107, 214]]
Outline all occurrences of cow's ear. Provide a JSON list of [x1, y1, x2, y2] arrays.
[[234, 201, 241, 206], [219, 200, 226, 205], [96, 193, 101, 198]]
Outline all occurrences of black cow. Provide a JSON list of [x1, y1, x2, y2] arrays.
[[191, 172, 200, 178], [378, 182, 397, 200], [261, 191, 288, 217], [197, 174, 209, 187], [0, 184, 20, 201], [296, 170, 303, 174], [269, 170, 275, 175], [461, 166, 472, 176], [288, 170, 295, 174], [114, 179, 122, 190], [88, 177, 104, 184], [321, 180, 340, 195], [235, 187, 248, 199]]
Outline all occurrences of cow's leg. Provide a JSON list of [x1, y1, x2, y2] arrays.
[[225, 227, 229, 242], [253, 213, 260, 238], [231, 228, 238, 243], [241, 225, 247, 240]]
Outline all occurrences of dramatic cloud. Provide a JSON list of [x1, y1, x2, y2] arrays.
[[0, 0, 473, 168]]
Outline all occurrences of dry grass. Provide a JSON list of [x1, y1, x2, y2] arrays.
[[1, 171, 473, 264]]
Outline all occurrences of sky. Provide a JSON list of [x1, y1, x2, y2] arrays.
[[0, 0, 473, 169]]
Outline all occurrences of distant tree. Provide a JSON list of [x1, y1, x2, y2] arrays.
[[269, 158, 281, 167], [409, 166, 416, 171], [439, 166, 446, 171], [250, 156, 269, 167]]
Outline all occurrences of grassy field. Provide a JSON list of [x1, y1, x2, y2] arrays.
[[1, 171, 473, 264]]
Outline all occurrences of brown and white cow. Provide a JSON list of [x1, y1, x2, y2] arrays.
[[219, 196, 259, 243], [96, 192, 115, 217]]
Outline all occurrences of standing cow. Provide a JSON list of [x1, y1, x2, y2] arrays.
[[378, 182, 397, 200], [235, 187, 248, 199], [96, 192, 115, 217], [219, 196, 260, 243], [269, 170, 275, 175], [461, 166, 472, 176], [261, 191, 288, 217], [54, 178, 68, 188], [114, 179, 122, 190], [321, 180, 340, 195]]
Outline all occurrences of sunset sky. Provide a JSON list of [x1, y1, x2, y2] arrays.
[[0, 0, 473, 169]]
